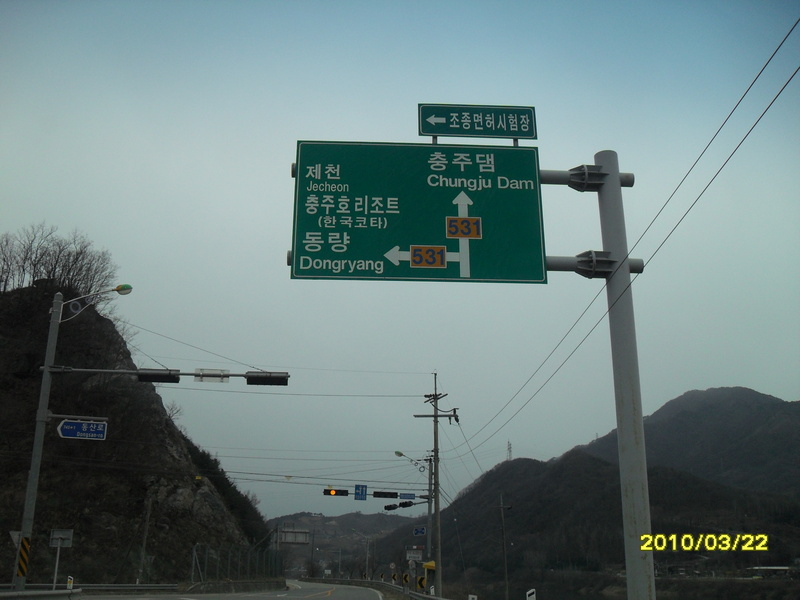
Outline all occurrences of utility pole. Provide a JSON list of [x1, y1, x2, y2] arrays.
[[415, 373, 458, 597], [137, 496, 153, 584], [429, 375, 443, 598], [499, 493, 512, 600], [426, 454, 433, 563]]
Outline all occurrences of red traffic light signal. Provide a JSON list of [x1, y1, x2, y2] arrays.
[[323, 488, 349, 496]]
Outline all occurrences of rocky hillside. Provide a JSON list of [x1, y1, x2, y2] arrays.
[[0, 284, 270, 585]]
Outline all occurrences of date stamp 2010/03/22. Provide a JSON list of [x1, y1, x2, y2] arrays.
[[641, 533, 768, 552]]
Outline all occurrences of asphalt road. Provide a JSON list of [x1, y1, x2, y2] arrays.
[[86, 580, 384, 600]]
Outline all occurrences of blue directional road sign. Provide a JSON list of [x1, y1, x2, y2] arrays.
[[413, 526, 427, 537], [57, 420, 108, 441], [355, 484, 368, 501]]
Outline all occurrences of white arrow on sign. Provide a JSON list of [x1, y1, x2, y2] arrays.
[[452, 191, 472, 278], [384, 191, 476, 277], [425, 114, 446, 126], [384, 246, 461, 266]]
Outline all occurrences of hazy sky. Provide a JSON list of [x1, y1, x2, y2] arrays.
[[2, 1, 798, 521]]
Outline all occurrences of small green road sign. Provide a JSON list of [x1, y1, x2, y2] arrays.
[[291, 141, 546, 283], [419, 104, 536, 139]]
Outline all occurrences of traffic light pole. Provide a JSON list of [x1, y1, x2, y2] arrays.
[[13, 293, 63, 591]]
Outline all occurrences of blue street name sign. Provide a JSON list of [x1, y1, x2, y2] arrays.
[[399, 493, 416, 500], [355, 484, 368, 501], [57, 420, 108, 441]]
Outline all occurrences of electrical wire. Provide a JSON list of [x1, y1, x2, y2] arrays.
[[456, 61, 800, 457], [450, 21, 800, 455], [121, 319, 430, 377], [163, 385, 420, 398]]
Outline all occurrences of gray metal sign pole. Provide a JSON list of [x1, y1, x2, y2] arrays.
[[595, 150, 654, 600], [542, 151, 655, 600]]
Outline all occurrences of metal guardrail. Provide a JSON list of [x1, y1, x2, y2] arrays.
[[1, 581, 287, 596], [301, 577, 450, 600], [0, 589, 82, 600], [73, 584, 178, 592], [0, 584, 180, 597]]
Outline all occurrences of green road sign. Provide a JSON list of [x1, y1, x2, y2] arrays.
[[291, 141, 546, 284], [418, 104, 536, 139]]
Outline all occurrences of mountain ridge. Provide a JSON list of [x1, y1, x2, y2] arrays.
[[355, 387, 800, 599], [580, 386, 800, 498]]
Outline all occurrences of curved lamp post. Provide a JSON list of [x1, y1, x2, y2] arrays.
[[12, 285, 132, 591]]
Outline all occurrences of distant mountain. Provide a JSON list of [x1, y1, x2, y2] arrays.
[[581, 387, 800, 499], [370, 387, 800, 599], [269, 511, 414, 577], [375, 451, 800, 598]]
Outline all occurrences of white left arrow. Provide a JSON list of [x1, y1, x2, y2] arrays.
[[384, 246, 410, 266], [384, 245, 462, 266], [426, 114, 446, 126]]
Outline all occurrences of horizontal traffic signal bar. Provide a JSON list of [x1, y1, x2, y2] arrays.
[[323, 489, 349, 496], [47, 366, 290, 386], [244, 371, 290, 386], [137, 368, 181, 383], [372, 491, 398, 498]]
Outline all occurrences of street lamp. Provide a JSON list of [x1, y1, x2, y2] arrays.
[[12, 285, 132, 591], [395, 451, 433, 561]]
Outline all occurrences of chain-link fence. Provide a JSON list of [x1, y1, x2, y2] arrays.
[[190, 544, 282, 582]]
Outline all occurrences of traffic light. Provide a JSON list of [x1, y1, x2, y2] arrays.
[[245, 371, 290, 386], [323, 488, 349, 496], [384, 501, 415, 511], [137, 369, 181, 383], [373, 491, 398, 498]]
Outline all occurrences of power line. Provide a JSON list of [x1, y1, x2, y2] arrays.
[[452, 21, 800, 455], [164, 386, 420, 398], [122, 319, 430, 376]]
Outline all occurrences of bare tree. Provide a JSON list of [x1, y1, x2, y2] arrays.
[[165, 399, 184, 421], [0, 231, 14, 292], [0, 222, 117, 297]]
